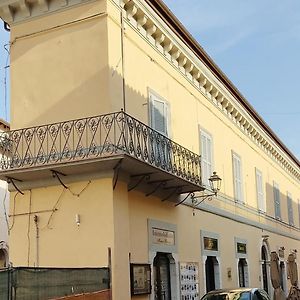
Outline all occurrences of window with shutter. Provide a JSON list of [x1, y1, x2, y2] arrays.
[[200, 129, 213, 187], [149, 92, 169, 136], [255, 168, 265, 212], [232, 152, 243, 203], [273, 182, 281, 219], [287, 192, 294, 226], [298, 199, 300, 228]]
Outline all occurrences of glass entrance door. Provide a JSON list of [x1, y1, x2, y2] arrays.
[[154, 253, 171, 300], [261, 246, 268, 293]]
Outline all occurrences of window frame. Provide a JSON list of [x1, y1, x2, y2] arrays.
[[232, 151, 244, 203], [255, 168, 266, 213], [148, 89, 170, 137], [287, 192, 294, 226], [273, 181, 281, 220], [199, 127, 214, 187]]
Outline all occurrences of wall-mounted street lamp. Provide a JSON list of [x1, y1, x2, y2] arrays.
[[192, 171, 222, 207]]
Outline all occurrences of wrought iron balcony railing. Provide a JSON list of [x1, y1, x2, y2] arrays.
[[0, 111, 201, 186]]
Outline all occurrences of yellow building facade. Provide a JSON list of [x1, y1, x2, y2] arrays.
[[0, 0, 299, 299]]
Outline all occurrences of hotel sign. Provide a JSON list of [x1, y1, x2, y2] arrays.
[[152, 228, 175, 246], [203, 237, 218, 251], [237, 242, 247, 254]]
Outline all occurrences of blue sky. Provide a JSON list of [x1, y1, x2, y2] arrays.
[[0, 1, 300, 159]]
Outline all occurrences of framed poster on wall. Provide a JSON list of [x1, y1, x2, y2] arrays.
[[130, 264, 151, 295], [179, 262, 199, 300]]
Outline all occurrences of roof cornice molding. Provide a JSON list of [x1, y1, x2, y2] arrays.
[[121, 0, 300, 182], [0, 0, 96, 24]]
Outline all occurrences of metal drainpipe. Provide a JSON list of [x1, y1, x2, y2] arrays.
[[120, 1, 126, 112], [34, 215, 39, 267]]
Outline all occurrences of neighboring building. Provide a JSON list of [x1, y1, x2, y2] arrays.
[[0, 119, 10, 268], [0, 0, 299, 299]]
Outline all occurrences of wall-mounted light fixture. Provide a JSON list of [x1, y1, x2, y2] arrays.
[[75, 214, 80, 227], [192, 172, 222, 206]]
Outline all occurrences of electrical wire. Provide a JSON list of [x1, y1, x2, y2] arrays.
[[2, 188, 9, 233], [8, 192, 19, 233], [27, 190, 32, 267], [68, 181, 91, 197], [3, 43, 10, 121], [43, 187, 66, 230]]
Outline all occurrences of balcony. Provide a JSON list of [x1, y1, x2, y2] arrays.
[[0, 111, 203, 198]]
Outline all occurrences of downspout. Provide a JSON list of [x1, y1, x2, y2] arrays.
[[120, 1, 126, 111], [34, 215, 39, 267]]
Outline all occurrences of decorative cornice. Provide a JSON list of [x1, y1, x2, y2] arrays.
[[0, 0, 95, 24], [122, 0, 300, 182]]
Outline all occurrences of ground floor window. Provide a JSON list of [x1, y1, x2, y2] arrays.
[[0, 249, 8, 268], [205, 256, 220, 292], [238, 258, 249, 287], [153, 252, 171, 300], [280, 261, 287, 294], [261, 246, 269, 293]]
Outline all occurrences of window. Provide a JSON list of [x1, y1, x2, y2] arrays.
[[287, 192, 294, 226], [298, 199, 300, 228], [149, 91, 169, 136], [200, 129, 213, 186], [273, 182, 281, 219], [232, 152, 243, 203], [255, 168, 265, 212]]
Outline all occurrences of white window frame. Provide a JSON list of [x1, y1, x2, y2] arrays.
[[287, 192, 294, 226], [148, 89, 170, 137], [200, 128, 214, 187], [255, 168, 265, 212], [232, 151, 244, 203], [298, 199, 300, 228], [273, 181, 281, 220]]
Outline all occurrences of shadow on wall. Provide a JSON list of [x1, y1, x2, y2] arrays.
[[265, 182, 298, 228]]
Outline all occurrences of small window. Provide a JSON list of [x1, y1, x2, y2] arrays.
[[273, 182, 281, 219], [255, 168, 265, 212], [149, 91, 169, 137], [298, 199, 300, 228], [287, 192, 294, 226], [200, 129, 213, 186], [232, 152, 243, 203]]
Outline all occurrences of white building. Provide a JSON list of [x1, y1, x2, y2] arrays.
[[0, 119, 10, 268]]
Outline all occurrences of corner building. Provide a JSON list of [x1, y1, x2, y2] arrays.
[[0, 0, 299, 299]]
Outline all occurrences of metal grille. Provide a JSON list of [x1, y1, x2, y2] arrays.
[[0, 111, 201, 185], [0, 267, 109, 300]]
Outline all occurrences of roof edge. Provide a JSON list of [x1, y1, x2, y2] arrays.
[[145, 0, 300, 168]]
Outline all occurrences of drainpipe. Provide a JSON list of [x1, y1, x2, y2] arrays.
[[34, 215, 39, 267], [120, 1, 126, 111]]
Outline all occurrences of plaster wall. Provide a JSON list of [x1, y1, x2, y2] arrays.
[[9, 0, 110, 129], [106, 1, 300, 231], [8, 177, 114, 267], [0, 180, 9, 245]]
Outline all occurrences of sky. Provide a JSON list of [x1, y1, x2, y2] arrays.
[[0, 1, 300, 159]]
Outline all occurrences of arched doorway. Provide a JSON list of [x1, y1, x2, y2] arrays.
[[279, 261, 287, 295], [0, 248, 8, 268], [238, 258, 249, 287], [205, 256, 220, 292], [261, 246, 269, 293], [153, 252, 171, 300]]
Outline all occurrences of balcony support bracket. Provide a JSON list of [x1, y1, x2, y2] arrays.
[[146, 180, 170, 197], [128, 173, 152, 191], [51, 170, 68, 189], [113, 159, 123, 190], [7, 177, 25, 195], [175, 192, 194, 207], [161, 186, 182, 202]]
